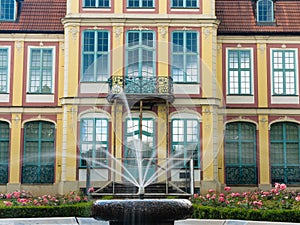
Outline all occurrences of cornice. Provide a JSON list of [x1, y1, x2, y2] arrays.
[[0, 33, 64, 42], [62, 14, 220, 28]]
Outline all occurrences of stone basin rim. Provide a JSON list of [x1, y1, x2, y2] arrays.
[[92, 198, 194, 222]]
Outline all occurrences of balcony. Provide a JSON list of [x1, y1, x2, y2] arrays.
[[107, 76, 174, 104]]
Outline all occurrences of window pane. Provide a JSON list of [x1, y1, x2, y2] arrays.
[[225, 122, 257, 184], [0, 48, 8, 93], [126, 31, 155, 78], [272, 50, 296, 95], [23, 122, 55, 184], [80, 118, 108, 167], [0, 0, 15, 20], [84, 0, 110, 7], [29, 49, 53, 93], [172, 31, 199, 83], [228, 50, 252, 95], [270, 122, 300, 184], [257, 0, 273, 22], [171, 118, 200, 168], [82, 31, 109, 82]]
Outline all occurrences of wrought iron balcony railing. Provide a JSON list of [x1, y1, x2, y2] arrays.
[[107, 76, 174, 103]]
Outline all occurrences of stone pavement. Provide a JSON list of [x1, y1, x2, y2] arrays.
[[0, 218, 298, 225]]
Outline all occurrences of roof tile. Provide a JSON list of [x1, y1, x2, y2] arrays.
[[216, 0, 300, 34]]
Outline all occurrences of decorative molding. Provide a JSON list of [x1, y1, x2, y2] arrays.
[[15, 41, 23, 52], [60, 43, 65, 50], [159, 26, 167, 39], [203, 27, 212, 40], [132, 26, 151, 31], [69, 26, 79, 40], [259, 44, 266, 52], [21, 116, 57, 128], [114, 27, 123, 40]]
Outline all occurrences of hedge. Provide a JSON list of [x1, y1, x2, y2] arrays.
[[0, 202, 92, 218], [192, 205, 300, 223]]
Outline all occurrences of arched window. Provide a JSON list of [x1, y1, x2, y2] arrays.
[[22, 121, 55, 184], [0, 121, 9, 183], [270, 122, 300, 184], [80, 118, 109, 168], [124, 115, 156, 181], [225, 122, 257, 185], [257, 0, 274, 22]]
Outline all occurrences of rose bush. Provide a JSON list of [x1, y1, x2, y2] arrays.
[[192, 183, 300, 210], [0, 190, 89, 207]]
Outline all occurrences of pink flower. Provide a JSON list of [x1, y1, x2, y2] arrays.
[[88, 187, 94, 193], [218, 196, 225, 202], [193, 193, 199, 198], [224, 186, 231, 192], [295, 196, 300, 202], [220, 193, 225, 197], [3, 201, 12, 206], [208, 189, 215, 193], [280, 183, 287, 190], [206, 194, 211, 199], [274, 183, 280, 189], [13, 191, 20, 198], [6, 193, 12, 199]]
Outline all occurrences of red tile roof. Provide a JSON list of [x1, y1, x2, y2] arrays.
[[216, 0, 300, 35], [0, 0, 66, 33]]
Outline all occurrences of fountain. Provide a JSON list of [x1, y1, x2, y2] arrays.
[[88, 95, 194, 224], [76, 40, 210, 224]]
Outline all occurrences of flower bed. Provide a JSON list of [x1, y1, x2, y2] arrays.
[[0, 190, 89, 207], [0, 190, 92, 218], [191, 183, 300, 222]]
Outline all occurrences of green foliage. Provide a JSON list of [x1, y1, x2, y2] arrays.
[[100, 195, 114, 200], [0, 202, 92, 218], [192, 205, 300, 222]]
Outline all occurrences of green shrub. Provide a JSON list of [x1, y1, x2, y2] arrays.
[[192, 205, 300, 223], [0, 202, 92, 218]]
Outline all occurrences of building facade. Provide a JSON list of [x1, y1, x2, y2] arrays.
[[0, 0, 299, 196]]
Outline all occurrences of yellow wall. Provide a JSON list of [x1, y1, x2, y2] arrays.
[[12, 41, 24, 106]]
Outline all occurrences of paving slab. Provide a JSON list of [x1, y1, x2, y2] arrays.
[[0, 218, 299, 225], [0, 217, 77, 224], [77, 218, 108, 225]]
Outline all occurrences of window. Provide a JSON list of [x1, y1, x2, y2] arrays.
[[0, 122, 9, 184], [83, 0, 110, 7], [225, 122, 257, 185], [171, 31, 199, 83], [171, 0, 198, 8], [28, 48, 54, 94], [22, 121, 55, 184], [82, 30, 110, 82], [171, 119, 200, 169], [227, 49, 252, 95], [127, 0, 154, 8], [0, 48, 8, 93], [80, 118, 108, 168], [257, 0, 274, 22], [272, 50, 297, 95], [126, 30, 155, 77], [270, 122, 300, 184], [0, 0, 16, 21]]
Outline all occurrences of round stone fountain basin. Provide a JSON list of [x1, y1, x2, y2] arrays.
[[92, 199, 193, 225]]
